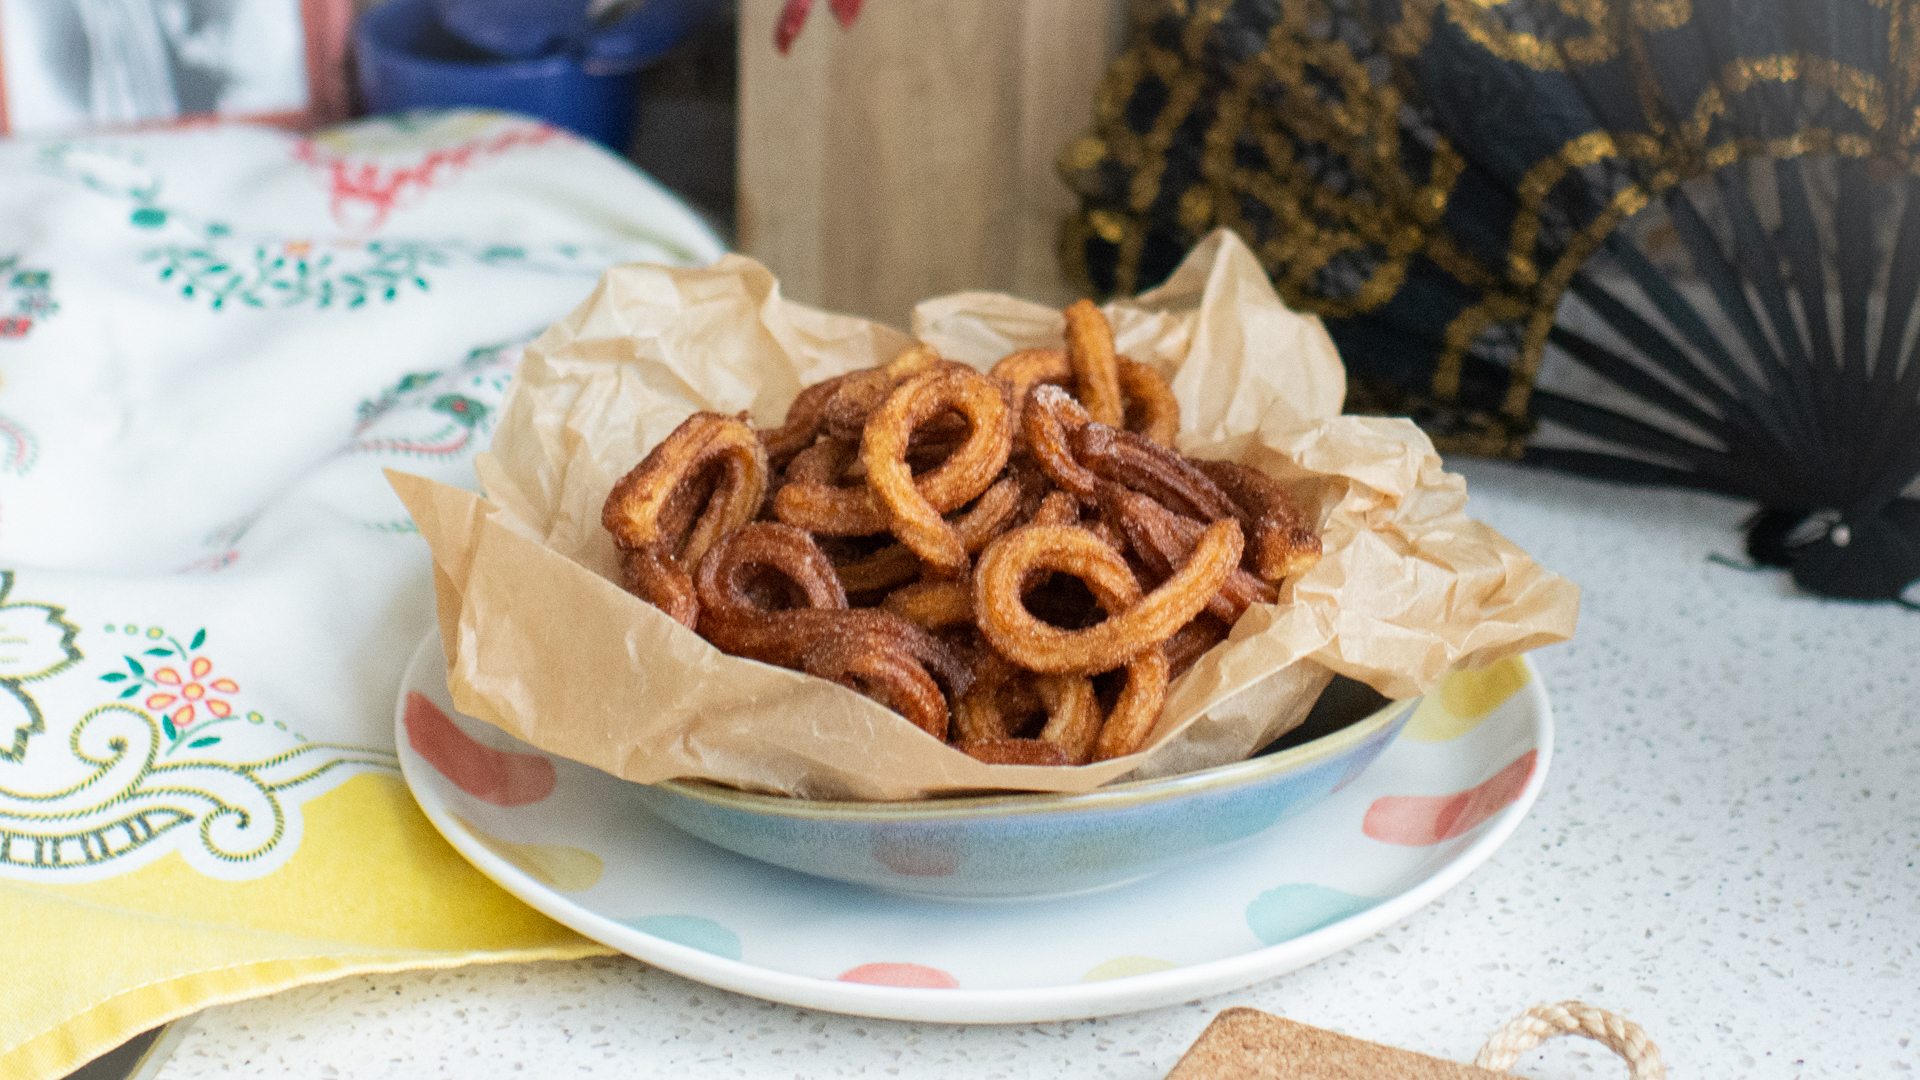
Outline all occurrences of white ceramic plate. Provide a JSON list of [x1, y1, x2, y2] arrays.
[[396, 629, 1552, 1023]]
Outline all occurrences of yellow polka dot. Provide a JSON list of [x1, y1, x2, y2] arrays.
[[455, 815, 603, 892], [1081, 956, 1177, 982], [1402, 658, 1530, 742]]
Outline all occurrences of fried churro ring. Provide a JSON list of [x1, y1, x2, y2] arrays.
[[1092, 645, 1170, 760], [995, 346, 1177, 449], [1105, 488, 1278, 622], [834, 542, 921, 594], [803, 627, 952, 740], [604, 412, 770, 623], [694, 525, 970, 732], [759, 374, 848, 472], [695, 521, 847, 624], [1036, 673, 1101, 764], [1164, 614, 1230, 680], [821, 342, 942, 442], [829, 475, 1024, 595], [861, 367, 1012, 575], [1029, 491, 1081, 528], [773, 437, 892, 536], [951, 692, 1011, 743], [973, 520, 1242, 674], [605, 412, 770, 563], [882, 579, 973, 630], [1064, 299, 1125, 427], [1192, 459, 1323, 582], [620, 547, 699, 628], [1117, 357, 1180, 447], [949, 650, 1025, 742], [1023, 384, 1100, 501], [1070, 422, 1237, 523], [991, 347, 1071, 436]]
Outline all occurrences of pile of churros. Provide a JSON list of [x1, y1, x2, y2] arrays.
[[601, 300, 1322, 767]]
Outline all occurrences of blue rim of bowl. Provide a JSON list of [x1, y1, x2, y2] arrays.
[[650, 694, 1419, 822]]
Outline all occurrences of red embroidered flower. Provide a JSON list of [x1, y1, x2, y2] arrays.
[[0, 316, 30, 338], [144, 656, 240, 728]]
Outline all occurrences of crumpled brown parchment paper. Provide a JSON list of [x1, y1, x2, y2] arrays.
[[389, 229, 1578, 800]]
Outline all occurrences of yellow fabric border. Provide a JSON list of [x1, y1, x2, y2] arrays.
[[2, 945, 612, 1080], [1, 772, 616, 1080]]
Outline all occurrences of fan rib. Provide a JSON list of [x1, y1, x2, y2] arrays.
[[1590, 240, 1806, 460], [1771, 161, 1843, 446], [1834, 160, 1875, 401], [1662, 189, 1821, 458], [1714, 170, 1827, 457], [1530, 391, 1733, 480], [1522, 445, 1746, 500], [1547, 325, 1730, 441]]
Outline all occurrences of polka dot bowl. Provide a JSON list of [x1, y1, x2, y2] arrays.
[[400, 626, 1549, 1020], [631, 678, 1418, 900]]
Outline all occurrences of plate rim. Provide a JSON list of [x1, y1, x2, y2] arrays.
[[397, 629, 1554, 1024]]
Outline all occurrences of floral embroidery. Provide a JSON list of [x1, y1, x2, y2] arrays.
[[36, 139, 678, 315], [294, 115, 562, 232], [2, 254, 59, 339], [148, 239, 442, 311], [0, 414, 38, 475], [351, 338, 518, 460], [100, 627, 251, 752], [0, 593, 400, 882]]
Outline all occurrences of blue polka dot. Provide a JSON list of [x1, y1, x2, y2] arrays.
[[1245, 884, 1376, 945], [620, 915, 742, 960]]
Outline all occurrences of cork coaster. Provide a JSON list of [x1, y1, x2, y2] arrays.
[[1164, 1008, 1508, 1079]]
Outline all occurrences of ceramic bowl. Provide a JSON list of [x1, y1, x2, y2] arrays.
[[633, 678, 1416, 900]]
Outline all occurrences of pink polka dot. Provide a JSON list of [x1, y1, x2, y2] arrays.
[[405, 691, 556, 807], [837, 963, 959, 989], [1362, 750, 1536, 846]]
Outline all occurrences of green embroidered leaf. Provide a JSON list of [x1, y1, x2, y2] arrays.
[[144, 648, 172, 656], [101, 672, 127, 682], [125, 656, 145, 675], [188, 736, 219, 748], [118, 685, 139, 699], [162, 716, 177, 740], [191, 628, 206, 649]]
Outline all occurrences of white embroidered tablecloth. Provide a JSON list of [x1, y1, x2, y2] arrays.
[[0, 110, 723, 1080]]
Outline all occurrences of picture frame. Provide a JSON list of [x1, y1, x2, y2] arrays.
[[0, 0, 353, 136]]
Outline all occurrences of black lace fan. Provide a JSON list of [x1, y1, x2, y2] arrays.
[[1060, 0, 1920, 603]]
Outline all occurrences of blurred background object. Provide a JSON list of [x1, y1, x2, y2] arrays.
[[1061, 0, 1920, 604], [353, 0, 720, 152], [734, 0, 1130, 327], [0, 0, 353, 135]]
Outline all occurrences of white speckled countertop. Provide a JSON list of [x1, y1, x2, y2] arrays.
[[152, 460, 1920, 1079]]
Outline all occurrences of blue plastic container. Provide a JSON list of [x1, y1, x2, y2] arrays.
[[355, 0, 650, 150]]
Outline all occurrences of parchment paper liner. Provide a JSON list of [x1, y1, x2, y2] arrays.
[[389, 229, 1578, 801]]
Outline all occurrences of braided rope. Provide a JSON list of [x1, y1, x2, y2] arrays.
[[1474, 1000, 1665, 1079]]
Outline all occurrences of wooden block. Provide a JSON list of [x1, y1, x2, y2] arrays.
[[737, 0, 1127, 327], [1165, 1008, 1508, 1080]]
